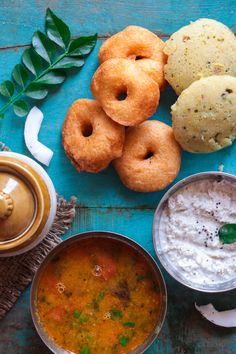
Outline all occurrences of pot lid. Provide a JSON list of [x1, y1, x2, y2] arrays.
[[0, 171, 35, 242]]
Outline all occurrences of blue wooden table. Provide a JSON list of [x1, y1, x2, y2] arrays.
[[0, 1, 236, 353]]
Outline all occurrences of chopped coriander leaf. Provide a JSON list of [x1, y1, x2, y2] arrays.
[[96, 291, 105, 302], [110, 308, 123, 320], [119, 335, 129, 347], [80, 313, 89, 324], [80, 344, 90, 354], [73, 309, 81, 318], [91, 292, 105, 310], [123, 321, 135, 327]]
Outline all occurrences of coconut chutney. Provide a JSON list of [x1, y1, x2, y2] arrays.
[[159, 178, 236, 286]]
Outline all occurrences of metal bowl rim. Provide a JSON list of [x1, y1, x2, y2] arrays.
[[152, 171, 236, 293], [31, 230, 167, 354]]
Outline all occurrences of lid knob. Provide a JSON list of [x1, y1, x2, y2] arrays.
[[0, 192, 13, 220]]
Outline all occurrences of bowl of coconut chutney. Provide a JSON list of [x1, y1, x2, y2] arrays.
[[153, 172, 236, 292]]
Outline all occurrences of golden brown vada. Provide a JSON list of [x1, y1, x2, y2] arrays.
[[62, 99, 125, 173], [99, 26, 166, 88], [91, 58, 160, 126], [113, 120, 181, 192]]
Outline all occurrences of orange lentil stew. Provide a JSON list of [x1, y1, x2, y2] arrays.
[[36, 238, 164, 354]]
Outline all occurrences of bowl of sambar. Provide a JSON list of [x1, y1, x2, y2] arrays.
[[31, 231, 167, 354]]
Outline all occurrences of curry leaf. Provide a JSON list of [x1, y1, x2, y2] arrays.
[[25, 83, 48, 99], [36, 70, 66, 85], [12, 64, 29, 87], [219, 224, 236, 244], [0, 80, 14, 97], [53, 57, 84, 69], [32, 31, 56, 63], [68, 34, 97, 56], [0, 8, 97, 119], [22, 48, 43, 76], [13, 100, 29, 117], [46, 8, 71, 49]]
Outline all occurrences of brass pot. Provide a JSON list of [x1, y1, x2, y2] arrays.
[[0, 152, 57, 256]]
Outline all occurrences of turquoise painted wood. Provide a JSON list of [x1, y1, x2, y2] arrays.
[[0, 1, 236, 353]]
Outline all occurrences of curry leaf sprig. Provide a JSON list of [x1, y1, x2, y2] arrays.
[[0, 8, 97, 118]]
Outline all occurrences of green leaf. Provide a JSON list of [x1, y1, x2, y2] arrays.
[[123, 321, 135, 327], [53, 57, 84, 69], [12, 64, 29, 87], [80, 345, 90, 354], [96, 292, 105, 302], [0, 80, 14, 97], [32, 31, 56, 63], [22, 48, 43, 76], [79, 313, 89, 324], [219, 224, 236, 244], [46, 8, 71, 49], [25, 83, 48, 99], [36, 70, 66, 84], [0, 113, 4, 119], [119, 336, 129, 347], [13, 100, 29, 117], [68, 34, 97, 57], [110, 308, 123, 320], [73, 309, 81, 318]]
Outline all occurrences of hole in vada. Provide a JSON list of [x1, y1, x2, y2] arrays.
[[117, 91, 128, 101], [135, 55, 146, 60], [144, 151, 154, 159], [81, 122, 93, 137]]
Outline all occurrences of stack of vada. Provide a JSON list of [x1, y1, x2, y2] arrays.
[[62, 26, 182, 192]]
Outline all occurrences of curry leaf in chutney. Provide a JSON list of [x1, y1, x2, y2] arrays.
[[219, 224, 236, 244]]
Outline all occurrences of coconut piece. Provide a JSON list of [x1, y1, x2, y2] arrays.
[[24, 106, 53, 166], [195, 303, 236, 328]]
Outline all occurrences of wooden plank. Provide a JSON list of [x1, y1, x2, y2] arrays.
[[0, 0, 235, 47], [0, 1, 235, 353], [0, 208, 235, 354], [0, 43, 235, 207]]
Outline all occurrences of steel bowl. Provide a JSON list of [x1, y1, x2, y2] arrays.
[[153, 172, 236, 293], [31, 231, 167, 354]]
